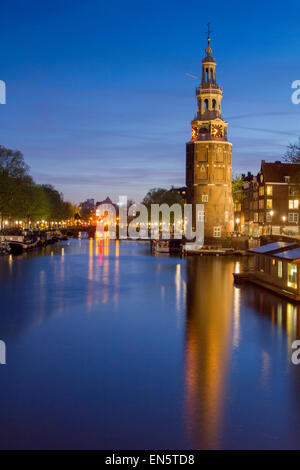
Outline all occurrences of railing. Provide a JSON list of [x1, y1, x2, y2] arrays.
[[196, 84, 223, 93]]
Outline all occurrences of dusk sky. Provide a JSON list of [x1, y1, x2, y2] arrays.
[[0, 0, 299, 204]]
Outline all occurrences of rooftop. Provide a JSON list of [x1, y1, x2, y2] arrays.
[[273, 247, 300, 261], [248, 241, 296, 255], [260, 161, 300, 183]]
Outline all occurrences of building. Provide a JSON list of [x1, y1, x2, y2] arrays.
[[248, 241, 300, 301], [234, 160, 300, 236], [186, 31, 234, 240]]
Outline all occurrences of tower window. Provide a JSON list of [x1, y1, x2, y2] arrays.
[[204, 99, 208, 110], [197, 210, 205, 222], [213, 226, 222, 237], [212, 99, 216, 109], [206, 68, 209, 82], [202, 194, 208, 202]]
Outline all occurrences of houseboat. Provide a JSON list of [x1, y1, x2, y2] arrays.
[[238, 241, 300, 301]]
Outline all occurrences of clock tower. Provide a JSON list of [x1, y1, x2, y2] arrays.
[[186, 29, 234, 240]]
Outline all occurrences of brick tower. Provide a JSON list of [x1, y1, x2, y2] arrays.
[[186, 28, 234, 241]]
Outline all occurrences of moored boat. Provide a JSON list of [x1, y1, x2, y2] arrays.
[[152, 240, 170, 253]]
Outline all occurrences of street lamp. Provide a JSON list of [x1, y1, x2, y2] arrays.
[[282, 215, 286, 235], [270, 210, 274, 235]]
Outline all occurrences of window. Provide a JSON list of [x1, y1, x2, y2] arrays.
[[202, 194, 208, 202], [266, 199, 273, 209], [266, 212, 271, 222], [225, 211, 229, 222], [284, 176, 290, 183], [289, 199, 299, 209], [266, 185, 272, 195], [259, 186, 265, 196], [197, 210, 205, 222], [288, 213, 299, 223], [213, 226, 221, 237], [254, 212, 258, 222], [287, 263, 297, 289], [289, 185, 300, 196], [259, 213, 264, 223], [278, 260, 282, 278], [259, 199, 264, 209]]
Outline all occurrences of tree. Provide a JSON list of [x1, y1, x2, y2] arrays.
[[142, 187, 184, 225], [0, 146, 30, 223], [0, 145, 76, 227], [232, 175, 245, 205], [142, 188, 183, 208], [284, 138, 300, 164]]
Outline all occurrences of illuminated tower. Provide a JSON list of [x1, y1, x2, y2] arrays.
[[186, 26, 234, 240]]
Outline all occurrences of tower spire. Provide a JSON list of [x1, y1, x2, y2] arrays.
[[205, 22, 213, 57]]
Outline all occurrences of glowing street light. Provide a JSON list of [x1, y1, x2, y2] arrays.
[[269, 211, 274, 235]]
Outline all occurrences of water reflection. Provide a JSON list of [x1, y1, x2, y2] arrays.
[[184, 257, 234, 449], [1, 241, 300, 448], [184, 256, 300, 449]]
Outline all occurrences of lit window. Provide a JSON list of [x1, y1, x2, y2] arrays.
[[266, 199, 272, 209], [213, 226, 221, 237], [259, 199, 264, 209], [287, 263, 297, 289], [289, 200, 294, 209], [295, 200, 299, 209], [254, 212, 258, 222], [266, 186, 272, 195], [202, 194, 208, 202], [225, 211, 229, 222], [259, 186, 264, 196], [278, 260, 282, 278]]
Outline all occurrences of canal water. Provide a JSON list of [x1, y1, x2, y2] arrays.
[[0, 238, 300, 449]]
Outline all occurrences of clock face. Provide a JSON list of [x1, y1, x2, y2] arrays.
[[211, 124, 223, 137], [191, 126, 198, 140]]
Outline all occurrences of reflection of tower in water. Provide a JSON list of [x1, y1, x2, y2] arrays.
[[184, 257, 235, 449]]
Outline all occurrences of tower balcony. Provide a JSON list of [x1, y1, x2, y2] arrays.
[[196, 83, 222, 94]]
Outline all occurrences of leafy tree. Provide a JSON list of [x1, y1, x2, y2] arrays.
[[142, 187, 183, 208], [232, 175, 245, 205], [142, 187, 184, 224], [0, 145, 75, 227], [0, 146, 30, 222]]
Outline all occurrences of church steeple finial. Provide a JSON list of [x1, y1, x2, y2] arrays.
[[205, 22, 213, 57]]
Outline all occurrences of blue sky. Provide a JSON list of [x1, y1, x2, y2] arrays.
[[0, 0, 299, 203]]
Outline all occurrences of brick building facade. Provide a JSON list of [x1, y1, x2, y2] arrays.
[[234, 160, 300, 236]]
